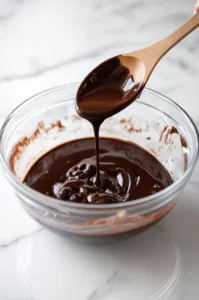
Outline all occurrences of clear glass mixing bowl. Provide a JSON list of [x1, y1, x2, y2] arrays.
[[0, 83, 198, 243]]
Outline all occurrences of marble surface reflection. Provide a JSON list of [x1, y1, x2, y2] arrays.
[[1, 226, 182, 300], [0, 0, 199, 299]]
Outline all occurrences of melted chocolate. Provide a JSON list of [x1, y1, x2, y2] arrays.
[[76, 57, 142, 121], [24, 58, 171, 205], [24, 138, 172, 204], [76, 57, 143, 182]]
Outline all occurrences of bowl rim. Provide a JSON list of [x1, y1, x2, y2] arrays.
[[0, 83, 198, 210]]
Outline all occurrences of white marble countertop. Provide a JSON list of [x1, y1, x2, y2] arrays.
[[0, 0, 199, 299]]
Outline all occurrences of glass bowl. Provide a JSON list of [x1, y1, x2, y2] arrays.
[[0, 83, 198, 243]]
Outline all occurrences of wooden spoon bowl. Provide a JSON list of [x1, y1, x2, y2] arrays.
[[77, 13, 199, 121]]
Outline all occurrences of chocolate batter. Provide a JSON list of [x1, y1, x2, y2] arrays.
[[76, 57, 142, 121], [24, 138, 172, 204], [76, 57, 142, 184], [24, 58, 172, 204]]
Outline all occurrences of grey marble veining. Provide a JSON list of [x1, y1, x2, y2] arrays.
[[0, 228, 43, 250], [0, 0, 199, 299]]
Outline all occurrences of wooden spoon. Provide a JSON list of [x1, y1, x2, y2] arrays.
[[76, 13, 199, 121]]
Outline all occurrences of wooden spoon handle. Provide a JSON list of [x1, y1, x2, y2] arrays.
[[150, 13, 199, 58], [130, 13, 199, 79]]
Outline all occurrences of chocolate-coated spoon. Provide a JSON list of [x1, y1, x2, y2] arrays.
[[76, 12, 199, 185], [76, 13, 199, 121]]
